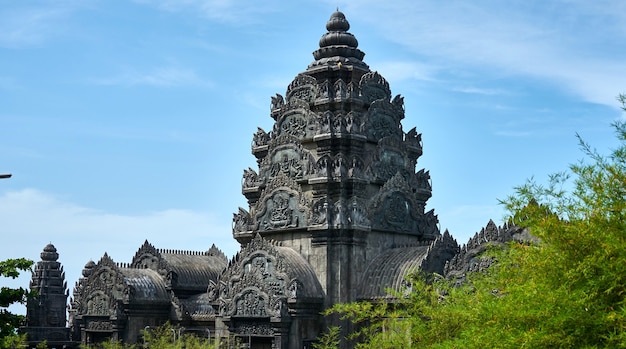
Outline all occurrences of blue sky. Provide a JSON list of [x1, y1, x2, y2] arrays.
[[2, 0, 625, 313]]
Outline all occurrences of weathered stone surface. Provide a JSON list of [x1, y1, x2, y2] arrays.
[[20, 244, 74, 348]]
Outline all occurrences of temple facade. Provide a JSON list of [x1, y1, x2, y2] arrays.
[[22, 11, 473, 349]]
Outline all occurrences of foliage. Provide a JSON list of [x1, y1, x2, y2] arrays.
[[0, 258, 34, 348], [313, 326, 341, 349], [328, 95, 626, 348]]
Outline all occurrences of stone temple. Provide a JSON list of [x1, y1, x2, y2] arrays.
[[19, 10, 510, 348]]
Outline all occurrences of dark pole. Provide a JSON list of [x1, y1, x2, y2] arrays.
[[0, 174, 11, 179]]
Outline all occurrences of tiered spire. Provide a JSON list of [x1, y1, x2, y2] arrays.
[[309, 10, 368, 70], [23, 244, 71, 345]]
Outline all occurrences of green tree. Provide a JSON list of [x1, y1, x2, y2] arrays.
[[329, 95, 626, 348], [0, 258, 34, 348]]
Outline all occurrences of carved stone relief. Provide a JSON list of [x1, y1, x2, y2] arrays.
[[309, 198, 329, 225], [258, 191, 301, 230], [87, 321, 113, 331], [252, 127, 271, 148], [243, 168, 261, 190], [360, 71, 391, 104], [334, 79, 348, 101], [278, 112, 308, 139], [235, 322, 274, 336], [86, 292, 110, 316], [332, 154, 348, 179], [233, 207, 252, 233], [316, 155, 331, 178], [345, 111, 362, 134], [364, 100, 403, 142], [286, 74, 318, 104], [270, 94, 284, 112], [216, 237, 296, 319], [235, 290, 268, 317], [405, 127, 422, 148], [254, 175, 308, 231]]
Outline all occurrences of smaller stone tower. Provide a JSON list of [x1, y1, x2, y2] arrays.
[[21, 243, 73, 347]]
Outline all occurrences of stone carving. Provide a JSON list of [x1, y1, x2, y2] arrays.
[[216, 236, 292, 319], [286, 74, 318, 104], [334, 79, 348, 101], [260, 137, 316, 183], [332, 111, 347, 134], [332, 198, 349, 227], [368, 150, 404, 181], [332, 154, 348, 178], [287, 279, 302, 299], [254, 175, 308, 231], [233, 207, 252, 233], [360, 71, 391, 103], [129, 241, 171, 280], [243, 167, 260, 189], [24, 243, 70, 337], [384, 193, 410, 229], [274, 102, 319, 140], [316, 155, 331, 178], [405, 127, 422, 148], [417, 209, 439, 240], [271, 93, 284, 111], [309, 198, 329, 225], [349, 197, 371, 227], [318, 111, 333, 134], [318, 80, 330, 100], [346, 111, 362, 134], [368, 173, 430, 234], [87, 321, 112, 331], [260, 192, 299, 230], [86, 292, 110, 316], [235, 322, 274, 336], [392, 94, 404, 110], [235, 290, 268, 317], [364, 99, 403, 142], [279, 113, 308, 138], [419, 230, 459, 274], [252, 127, 271, 148]]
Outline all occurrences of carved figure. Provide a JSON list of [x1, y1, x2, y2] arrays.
[[271, 93, 284, 110]]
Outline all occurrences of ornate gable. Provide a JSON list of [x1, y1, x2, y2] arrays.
[[78, 254, 126, 317], [368, 173, 438, 236], [360, 71, 391, 104], [130, 240, 168, 276], [286, 74, 318, 104], [210, 235, 324, 320], [212, 236, 291, 319]]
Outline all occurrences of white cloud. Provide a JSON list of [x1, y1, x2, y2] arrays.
[[133, 0, 282, 24], [92, 66, 214, 88], [0, 1, 91, 49], [0, 188, 239, 312], [335, 0, 626, 108], [452, 86, 509, 96]]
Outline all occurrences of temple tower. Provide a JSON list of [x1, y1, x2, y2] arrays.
[[223, 11, 453, 348], [22, 244, 73, 348], [233, 10, 438, 306]]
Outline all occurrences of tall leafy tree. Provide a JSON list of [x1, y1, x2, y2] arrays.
[[328, 95, 626, 348], [0, 258, 34, 347]]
